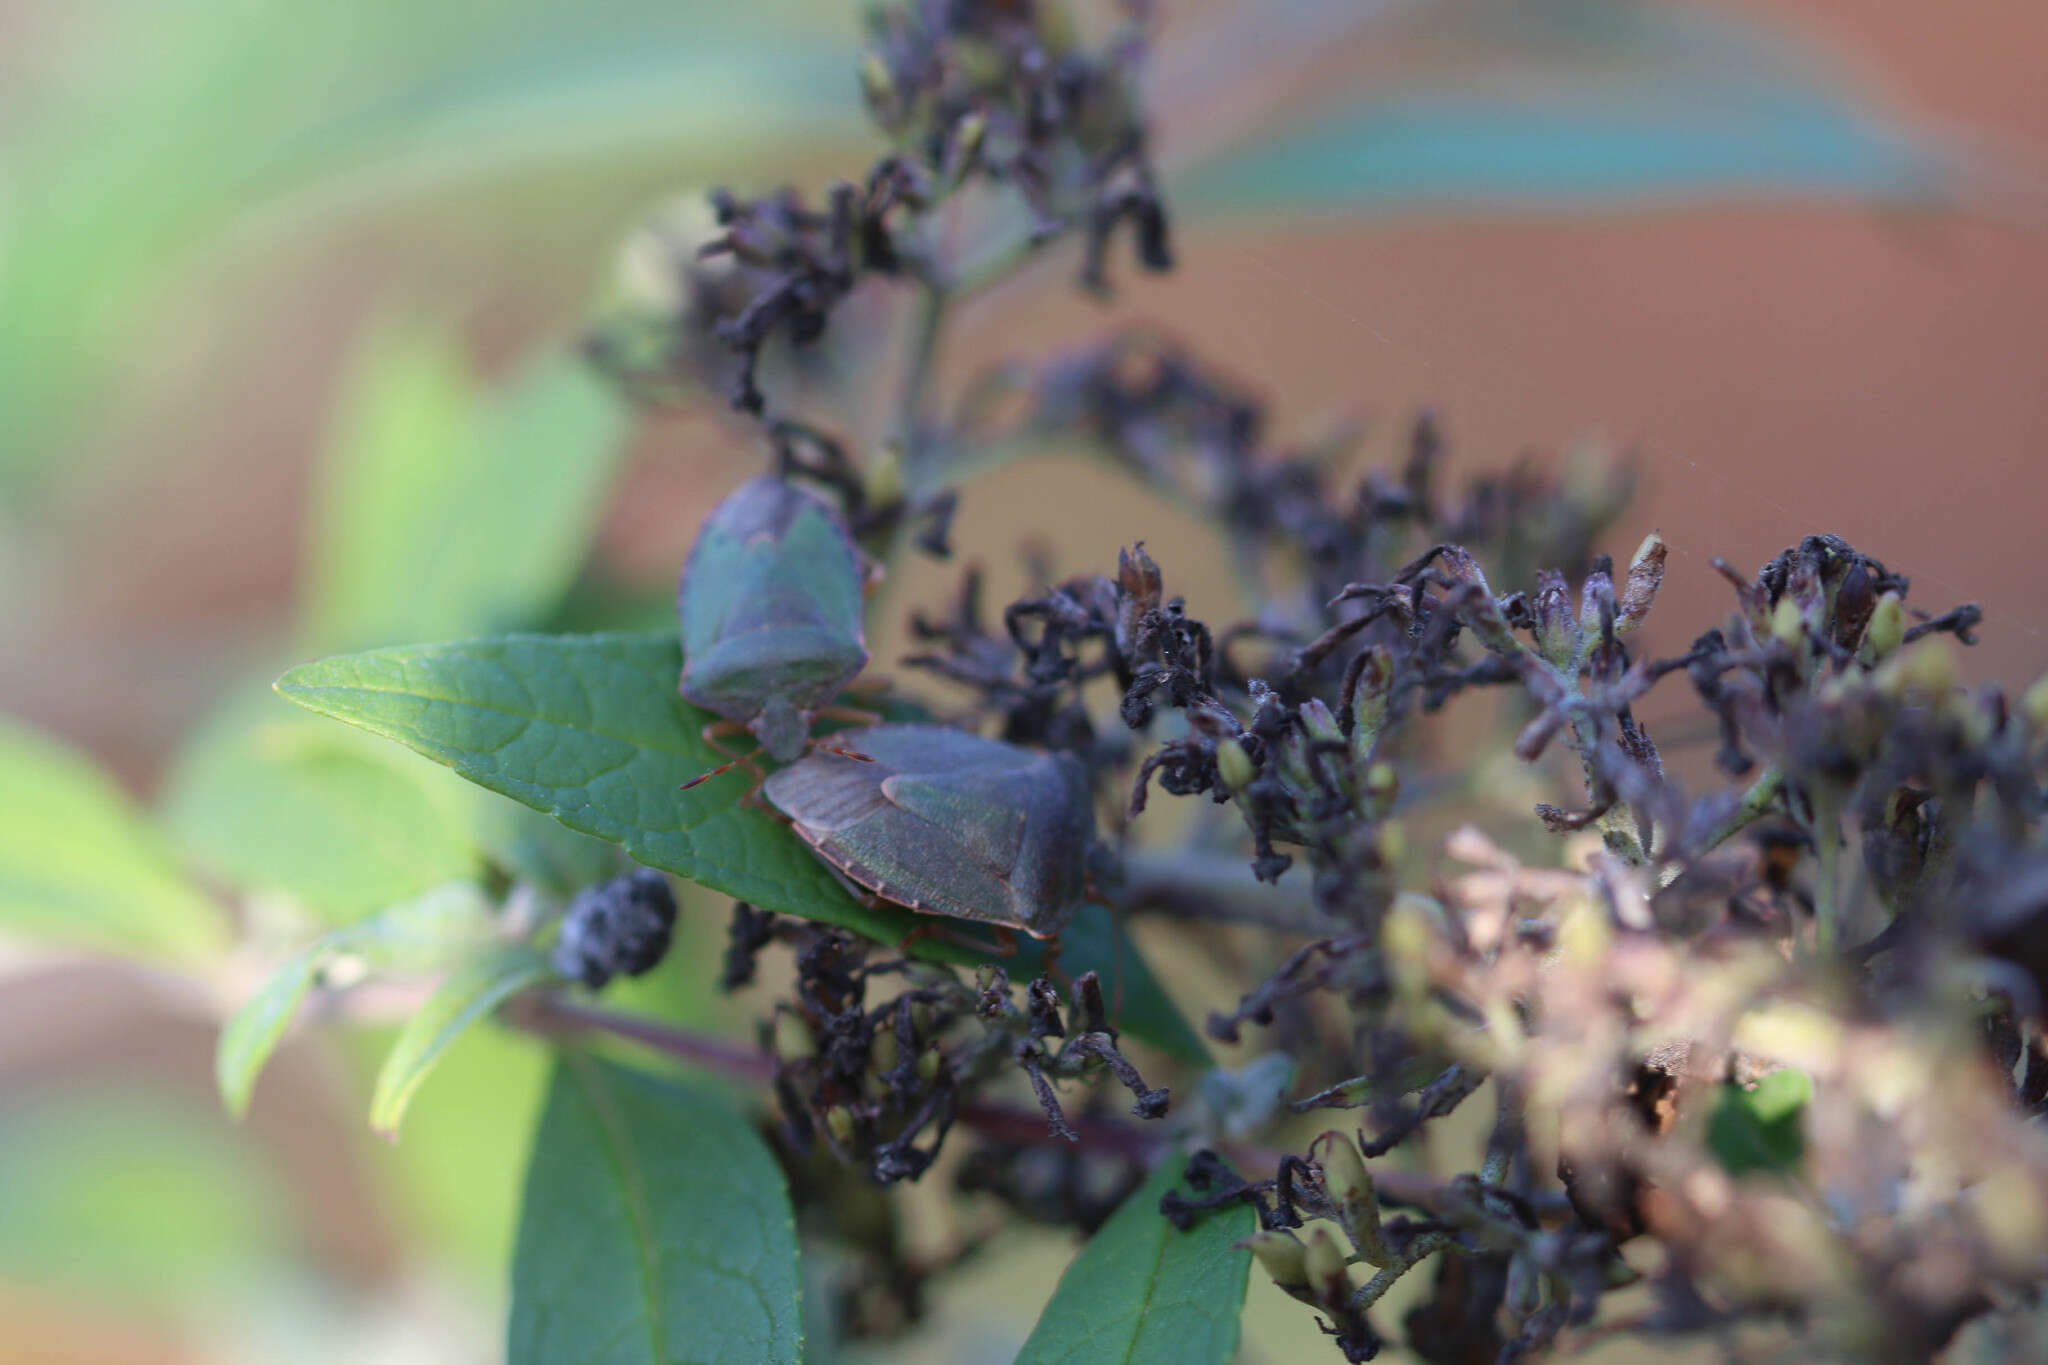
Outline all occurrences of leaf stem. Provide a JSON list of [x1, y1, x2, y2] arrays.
[[509, 990, 1454, 1202]]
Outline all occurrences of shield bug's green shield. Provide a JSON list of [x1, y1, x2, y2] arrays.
[[677, 476, 868, 761], [762, 725, 1094, 939]]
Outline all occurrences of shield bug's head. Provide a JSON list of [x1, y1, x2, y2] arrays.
[[762, 724, 1095, 939], [677, 476, 869, 755]]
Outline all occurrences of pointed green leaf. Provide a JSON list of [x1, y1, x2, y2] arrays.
[[162, 687, 482, 925], [216, 949, 326, 1121], [509, 1056, 803, 1365], [215, 884, 501, 1124], [1013, 1154, 1254, 1365], [0, 716, 224, 959], [371, 943, 553, 1136], [275, 631, 1208, 1064]]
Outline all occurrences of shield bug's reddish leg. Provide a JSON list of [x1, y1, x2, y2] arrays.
[[762, 724, 1097, 948], [676, 476, 873, 788]]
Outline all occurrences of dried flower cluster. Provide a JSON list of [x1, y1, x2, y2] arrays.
[[556, 2, 2048, 1359]]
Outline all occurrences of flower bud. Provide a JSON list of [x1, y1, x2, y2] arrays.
[[1313, 1132, 1388, 1266], [2023, 672, 2048, 734], [1769, 596, 1805, 650], [947, 111, 987, 183], [916, 1045, 944, 1085], [1532, 570, 1582, 668], [1300, 697, 1342, 747], [859, 53, 895, 109], [1238, 1231, 1311, 1297], [1616, 531, 1666, 634], [1579, 566, 1616, 642], [824, 1105, 856, 1145], [1216, 737, 1257, 798], [863, 444, 903, 511], [1302, 1224, 1354, 1305], [1861, 592, 1905, 663], [1345, 645, 1393, 767]]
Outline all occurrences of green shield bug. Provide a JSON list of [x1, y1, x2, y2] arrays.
[[762, 724, 1095, 942], [678, 475, 873, 784]]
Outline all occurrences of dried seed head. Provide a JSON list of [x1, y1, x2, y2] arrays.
[[552, 869, 679, 989]]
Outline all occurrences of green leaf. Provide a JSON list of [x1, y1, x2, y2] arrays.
[[275, 631, 1209, 1064], [1707, 1068, 1811, 1176], [1013, 1154, 1253, 1365], [1177, 1, 1945, 215], [371, 943, 553, 1136], [509, 1056, 803, 1365], [304, 327, 629, 652], [215, 882, 503, 1122], [0, 1086, 293, 1312], [0, 3, 868, 493], [0, 715, 224, 958], [216, 948, 325, 1121], [276, 630, 908, 934], [161, 686, 482, 925]]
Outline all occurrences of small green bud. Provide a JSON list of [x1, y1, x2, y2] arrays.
[[1238, 1230, 1310, 1295], [824, 1106, 856, 1145], [1300, 698, 1342, 746], [1302, 1224, 1353, 1304], [1346, 645, 1392, 765], [947, 111, 987, 183], [859, 53, 895, 108], [1313, 1131, 1388, 1266], [1770, 595, 1805, 649], [1862, 592, 1905, 663], [1901, 637, 1959, 699], [2023, 672, 2048, 733], [1578, 567, 1615, 640], [1531, 569, 1582, 668], [1216, 737, 1257, 797], [864, 444, 903, 511], [916, 1045, 943, 1085]]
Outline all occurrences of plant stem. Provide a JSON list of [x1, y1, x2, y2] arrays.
[[895, 282, 948, 466], [1696, 765, 1785, 858], [511, 990, 1451, 1201], [1348, 1228, 1454, 1312]]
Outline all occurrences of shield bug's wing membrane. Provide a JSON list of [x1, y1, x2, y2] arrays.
[[876, 770, 1031, 875], [765, 746, 1018, 926], [765, 725, 1094, 937]]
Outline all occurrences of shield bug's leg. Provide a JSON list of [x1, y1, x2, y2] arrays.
[[838, 674, 894, 699], [681, 720, 766, 791], [814, 742, 876, 764]]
